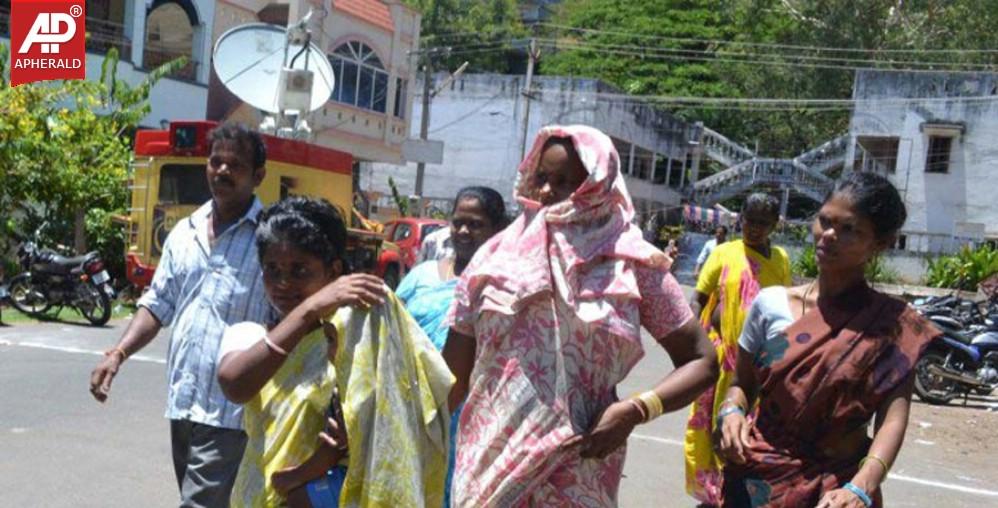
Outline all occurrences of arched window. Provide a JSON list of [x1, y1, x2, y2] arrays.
[[144, 0, 198, 80], [329, 42, 389, 114]]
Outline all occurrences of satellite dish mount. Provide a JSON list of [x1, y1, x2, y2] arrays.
[[212, 9, 334, 139]]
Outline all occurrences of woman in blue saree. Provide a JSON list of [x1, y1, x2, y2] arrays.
[[395, 186, 508, 506]]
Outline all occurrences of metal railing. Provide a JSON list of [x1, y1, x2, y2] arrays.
[[793, 134, 849, 175], [143, 43, 198, 80], [1, 8, 132, 56], [693, 159, 833, 204], [701, 126, 756, 167], [693, 132, 847, 205]]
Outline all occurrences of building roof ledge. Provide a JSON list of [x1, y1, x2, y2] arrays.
[[919, 121, 966, 136]]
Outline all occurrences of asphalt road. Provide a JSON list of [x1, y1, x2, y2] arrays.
[[1, 317, 997, 507]]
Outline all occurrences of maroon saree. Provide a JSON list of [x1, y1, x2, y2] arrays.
[[723, 285, 938, 507]]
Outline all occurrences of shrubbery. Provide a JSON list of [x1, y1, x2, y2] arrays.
[[926, 245, 998, 291], [792, 243, 899, 284]]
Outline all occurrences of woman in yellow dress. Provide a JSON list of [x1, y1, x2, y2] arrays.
[[684, 193, 792, 506], [217, 197, 453, 507]]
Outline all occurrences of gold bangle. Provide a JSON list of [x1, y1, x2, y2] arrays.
[[636, 391, 664, 421], [626, 398, 647, 423], [860, 454, 890, 474], [104, 347, 127, 361]]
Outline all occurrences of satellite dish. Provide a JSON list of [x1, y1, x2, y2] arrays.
[[213, 22, 334, 114]]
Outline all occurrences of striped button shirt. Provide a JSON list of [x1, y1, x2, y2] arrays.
[[138, 198, 274, 430]]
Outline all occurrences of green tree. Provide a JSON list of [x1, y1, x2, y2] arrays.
[[404, 0, 527, 73], [538, 0, 998, 157], [543, 0, 738, 123], [0, 45, 186, 280]]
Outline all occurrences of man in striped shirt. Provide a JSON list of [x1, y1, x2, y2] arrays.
[[89, 123, 274, 507]]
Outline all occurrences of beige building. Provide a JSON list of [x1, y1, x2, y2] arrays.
[[209, 0, 422, 164]]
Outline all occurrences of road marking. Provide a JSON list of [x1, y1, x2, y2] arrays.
[[631, 433, 998, 498], [631, 433, 684, 447], [0, 340, 166, 364], [889, 473, 998, 497]]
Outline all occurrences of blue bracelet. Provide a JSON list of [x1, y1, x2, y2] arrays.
[[715, 406, 745, 428], [842, 482, 873, 507]]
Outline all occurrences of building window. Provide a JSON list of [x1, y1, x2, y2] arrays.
[[668, 159, 684, 187], [394, 78, 407, 119], [159, 164, 211, 205], [925, 136, 952, 173], [653, 155, 669, 184], [329, 42, 389, 114], [855, 136, 899, 173], [611, 137, 632, 175], [144, 0, 199, 80]]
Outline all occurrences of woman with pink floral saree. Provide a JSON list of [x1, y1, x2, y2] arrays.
[[443, 125, 719, 507]]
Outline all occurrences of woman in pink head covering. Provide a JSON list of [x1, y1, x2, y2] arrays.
[[443, 125, 719, 507]]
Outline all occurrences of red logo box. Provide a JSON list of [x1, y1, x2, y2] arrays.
[[10, 0, 86, 86]]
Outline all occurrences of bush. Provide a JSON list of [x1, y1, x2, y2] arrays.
[[926, 245, 998, 291], [85, 208, 126, 284], [792, 244, 819, 279], [865, 255, 900, 285], [792, 243, 900, 284]]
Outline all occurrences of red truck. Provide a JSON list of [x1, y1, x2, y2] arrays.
[[382, 217, 448, 270]]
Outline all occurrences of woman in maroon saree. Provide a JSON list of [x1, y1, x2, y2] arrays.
[[717, 172, 938, 508]]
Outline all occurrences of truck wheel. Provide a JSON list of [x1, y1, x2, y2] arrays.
[[383, 265, 400, 290]]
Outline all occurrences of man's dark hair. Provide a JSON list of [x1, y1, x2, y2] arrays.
[[716, 225, 728, 235], [742, 193, 781, 222], [209, 122, 267, 170]]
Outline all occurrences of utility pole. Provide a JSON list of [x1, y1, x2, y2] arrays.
[[414, 57, 433, 216], [411, 51, 466, 217], [519, 38, 539, 160]]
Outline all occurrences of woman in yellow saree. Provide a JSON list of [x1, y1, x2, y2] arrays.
[[217, 197, 453, 507], [685, 193, 791, 506]]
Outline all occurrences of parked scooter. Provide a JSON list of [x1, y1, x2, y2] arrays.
[[913, 295, 998, 404], [6, 224, 116, 326]]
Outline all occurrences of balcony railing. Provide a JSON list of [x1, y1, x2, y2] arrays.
[[1, 8, 132, 56], [143, 42, 197, 81], [1, 8, 198, 82]]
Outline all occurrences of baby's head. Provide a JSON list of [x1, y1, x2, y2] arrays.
[[255, 196, 348, 316]]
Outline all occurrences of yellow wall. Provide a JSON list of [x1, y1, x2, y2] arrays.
[[130, 156, 353, 265]]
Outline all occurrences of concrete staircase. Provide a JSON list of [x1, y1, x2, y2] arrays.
[[692, 129, 848, 206]]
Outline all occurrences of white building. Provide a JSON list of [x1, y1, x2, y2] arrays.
[[1, 0, 212, 125], [847, 69, 998, 253], [362, 72, 697, 219], [212, 0, 421, 165], [3, 0, 421, 164]]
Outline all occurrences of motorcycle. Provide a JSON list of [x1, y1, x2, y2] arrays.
[[913, 296, 998, 404], [0, 279, 8, 323], [6, 225, 116, 326]]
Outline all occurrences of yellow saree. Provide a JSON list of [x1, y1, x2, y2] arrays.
[[232, 291, 454, 507], [683, 239, 791, 505]]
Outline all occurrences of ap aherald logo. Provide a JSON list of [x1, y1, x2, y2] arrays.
[[10, 0, 86, 86]]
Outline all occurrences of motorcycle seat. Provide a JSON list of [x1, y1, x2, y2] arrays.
[[945, 328, 974, 344], [49, 252, 98, 267], [34, 251, 99, 273]]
